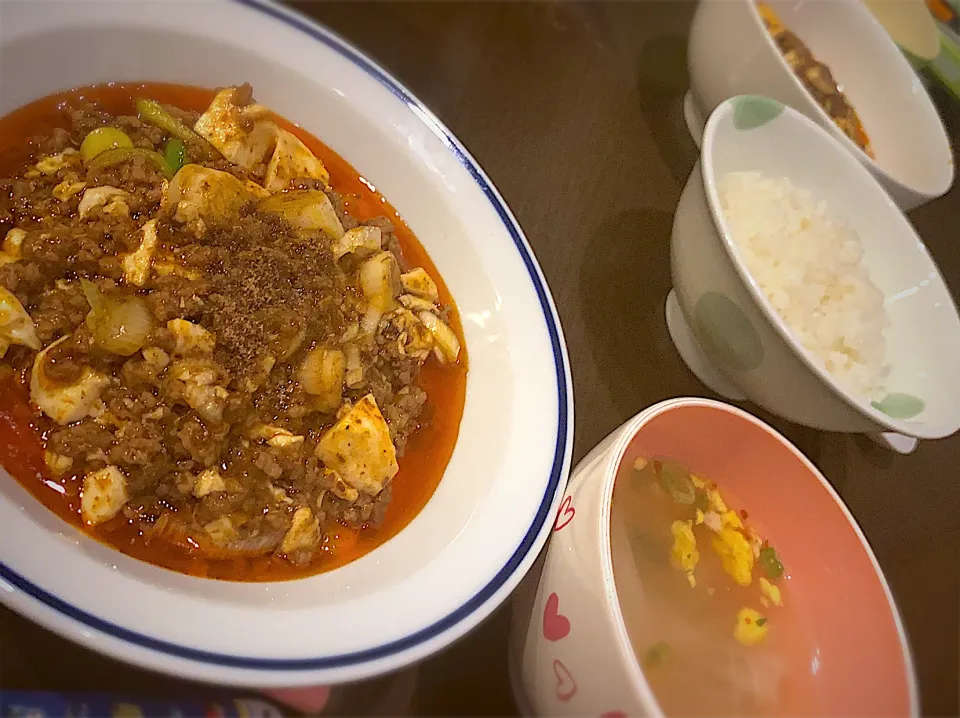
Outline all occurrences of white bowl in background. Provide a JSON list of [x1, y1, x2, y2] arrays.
[[685, 0, 953, 210], [0, 0, 573, 688], [861, 0, 941, 64], [668, 95, 960, 451]]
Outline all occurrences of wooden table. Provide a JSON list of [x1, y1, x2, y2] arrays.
[[2, 2, 958, 715]]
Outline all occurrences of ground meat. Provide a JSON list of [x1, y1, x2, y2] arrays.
[[382, 386, 428, 456], [85, 154, 166, 206], [108, 432, 163, 470], [31, 282, 89, 345], [48, 422, 113, 458], [37, 128, 72, 156], [160, 102, 199, 128], [146, 274, 209, 322], [329, 191, 360, 233], [42, 331, 94, 385], [339, 485, 392, 528]]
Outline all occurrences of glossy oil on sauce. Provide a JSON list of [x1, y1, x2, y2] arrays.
[[609, 462, 824, 716], [0, 82, 468, 581]]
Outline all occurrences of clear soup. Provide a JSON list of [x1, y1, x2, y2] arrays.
[[609, 455, 824, 716]]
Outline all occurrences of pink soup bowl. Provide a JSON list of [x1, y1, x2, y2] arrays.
[[508, 397, 917, 717]]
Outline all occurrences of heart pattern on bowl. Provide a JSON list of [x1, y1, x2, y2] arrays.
[[542, 592, 571, 641], [553, 495, 575, 532], [553, 658, 578, 702]]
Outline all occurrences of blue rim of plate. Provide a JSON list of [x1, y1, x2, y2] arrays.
[[0, 0, 571, 671]]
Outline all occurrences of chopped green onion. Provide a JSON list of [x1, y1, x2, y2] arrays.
[[164, 138, 187, 174], [81, 279, 154, 356], [654, 457, 696, 505], [135, 97, 194, 139], [135, 97, 218, 160], [80, 279, 105, 315], [756, 617, 768, 627], [86, 147, 173, 180], [80, 127, 133, 163], [644, 641, 670, 667], [759, 546, 784, 580]]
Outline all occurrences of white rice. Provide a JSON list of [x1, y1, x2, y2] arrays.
[[717, 171, 889, 399]]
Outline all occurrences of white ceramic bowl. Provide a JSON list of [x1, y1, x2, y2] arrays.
[[685, 0, 953, 210], [0, 0, 573, 688], [861, 0, 941, 64], [508, 398, 917, 717], [668, 95, 960, 447]]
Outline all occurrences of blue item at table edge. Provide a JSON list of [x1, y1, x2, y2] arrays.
[[0, 691, 290, 718]]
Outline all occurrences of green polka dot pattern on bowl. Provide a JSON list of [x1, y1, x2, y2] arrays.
[[732, 95, 784, 131], [872, 393, 925, 420], [694, 291, 764, 372]]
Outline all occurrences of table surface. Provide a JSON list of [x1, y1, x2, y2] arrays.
[[3, 2, 959, 715]]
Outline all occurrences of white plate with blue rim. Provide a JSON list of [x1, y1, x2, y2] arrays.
[[0, 0, 573, 687]]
